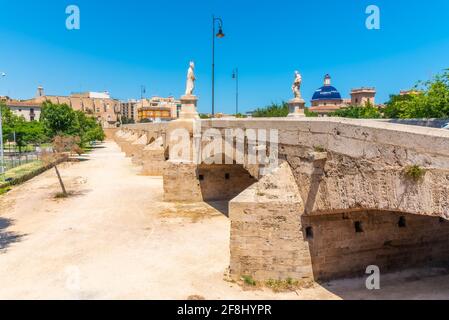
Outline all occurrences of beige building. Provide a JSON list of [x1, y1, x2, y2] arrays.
[[400, 89, 421, 96], [25, 86, 121, 127], [120, 99, 139, 123], [351, 87, 376, 106], [136, 96, 181, 122], [6, 100, 41, 121]]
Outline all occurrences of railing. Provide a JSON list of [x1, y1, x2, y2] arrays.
[[2, 145, 53, 172]]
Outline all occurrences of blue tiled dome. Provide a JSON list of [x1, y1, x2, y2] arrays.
[[311, 74, 342, 101], [311, 86, 342, 101]]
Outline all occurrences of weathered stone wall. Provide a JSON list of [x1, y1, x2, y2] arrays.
[[198, 164, 257, 201], [141, 137, 166, 176], [163, 161, 203, 202], [378, 118, 449, 128], [203, 118, 449, 218], [230, 162, 312, 281], [303, 211, 449, 281]]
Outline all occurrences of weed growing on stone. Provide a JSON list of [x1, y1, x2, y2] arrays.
[[313, 146, 326, 153], [403, 165, 426, 182], [241, 275, 257, 286], [266, 278, 314, 292]]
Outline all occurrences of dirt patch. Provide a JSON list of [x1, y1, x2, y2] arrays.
[[159, 203, 223, 223]]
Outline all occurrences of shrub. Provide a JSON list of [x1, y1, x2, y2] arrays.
[[403, 165, 426, 181], [241, 275, 257, 286]]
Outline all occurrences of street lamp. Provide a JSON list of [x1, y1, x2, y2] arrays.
[[0, 72, 6, 177], [232, 68, 239, 115], [212, 15, 225, 117]]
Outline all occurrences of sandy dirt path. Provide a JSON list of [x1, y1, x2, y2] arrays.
[[1, 141, 449, 300]]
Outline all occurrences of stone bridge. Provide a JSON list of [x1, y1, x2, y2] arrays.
[[115, 118, 449, 282]]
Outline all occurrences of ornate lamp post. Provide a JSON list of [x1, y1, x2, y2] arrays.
[[212, 15, 225, 117]]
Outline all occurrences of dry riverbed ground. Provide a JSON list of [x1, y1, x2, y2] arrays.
[[1, 141, 449, 300]]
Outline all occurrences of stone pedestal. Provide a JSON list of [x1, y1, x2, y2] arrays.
[[287, 98, 306, 118], [179, 95, 199, 119]]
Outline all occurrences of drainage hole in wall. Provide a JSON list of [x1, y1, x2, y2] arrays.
[[398, 216, 407, 228], [305, 227, 314, 239], [354, 221, 364, 233]]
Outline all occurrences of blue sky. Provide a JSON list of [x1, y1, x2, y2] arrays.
[[0, 0, 448, 114]]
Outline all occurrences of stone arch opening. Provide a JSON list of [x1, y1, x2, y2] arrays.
[[198, 163, 256, 203], [301, 210, 449, 281], [198, 154, 257, 216]]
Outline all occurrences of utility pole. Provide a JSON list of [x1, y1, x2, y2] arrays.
[[232, 68, 239, 115], [0, 72, 6, 177]]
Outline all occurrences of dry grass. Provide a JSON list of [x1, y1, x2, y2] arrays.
[[0, 161, 43, 183], [159, 203, 221, 223], [265, 278, 315, 293]]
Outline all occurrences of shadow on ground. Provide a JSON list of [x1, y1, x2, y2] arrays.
[[0, 217, 25, 253], [318, 267, 449, 300], [205, 201, 229, 217]]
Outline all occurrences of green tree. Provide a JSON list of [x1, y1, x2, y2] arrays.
[[330, 102, 382, 119], [1, 102, 17, 142], [253, 102, 289, 117], [384, 69, 449, 119], [305, 109, 319, 117], [40, 101, 104, 148], [1, 102, 48, 152], [74, 111, 105, 147], [40, 101, 77, 137], [120, 116, 135, 124]]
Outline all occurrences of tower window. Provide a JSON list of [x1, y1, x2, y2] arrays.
[[398, 216, 407, 228], [354, 221, 364, 233]]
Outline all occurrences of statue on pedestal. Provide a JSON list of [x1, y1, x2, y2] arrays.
[[288, 70, 305, 117], [185, 61, 196, 96], [292, 71, 302, 99]]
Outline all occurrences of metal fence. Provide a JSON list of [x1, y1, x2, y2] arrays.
[[1, 145, 53, 172]]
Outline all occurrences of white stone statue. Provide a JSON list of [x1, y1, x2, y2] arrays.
[[185, 61, 196, 96], [292, 71, 302, 99]]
